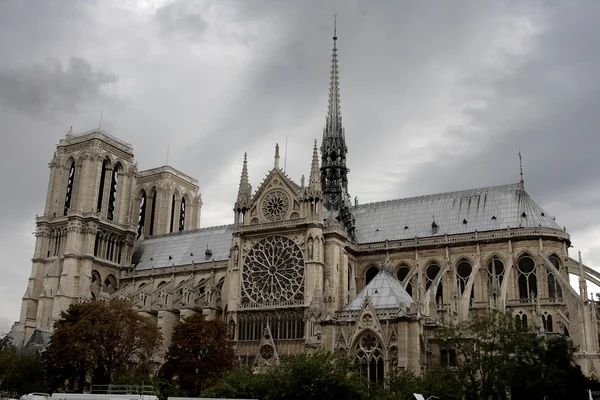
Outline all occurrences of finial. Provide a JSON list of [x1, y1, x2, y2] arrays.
[[333, 14, 337, 41], [274, 143, 280, 169], [66, 126, 73, 137], [519, 150, 524, 187]]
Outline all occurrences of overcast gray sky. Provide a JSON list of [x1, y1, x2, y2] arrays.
[[1, 0, 599, 334]]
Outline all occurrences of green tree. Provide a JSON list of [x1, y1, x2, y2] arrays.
[[45, 299, 162, 391], [159, 314, 235, 396], [436, 311, 595, 400], [203, 351, 367, 400], [0, 335, 49, 395]]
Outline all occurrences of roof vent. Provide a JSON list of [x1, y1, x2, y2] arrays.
[[190, 252, 194, 256], [375, 228, 380, 233], [521, 212, 527, 218], [150, 257, 153, 261], [431, 221, 439, 235], [205, 248, 213, 260], [168, 255, 172, 260], [404, 226, 409, 230], [463, 219, 468, 224], [491, 216, 497, 220], [541, 212, 545, 217]]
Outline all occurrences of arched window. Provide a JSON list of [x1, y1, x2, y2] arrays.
[[542, 313, 554, 332], [518, 256, 537, 299], [137, 192, 146, 238], [104, 274, 118, 295], [64, 161, 75, 215], [97, 160, 109, 212], [148, 189, 157, 235], [548, 256, 563, 299], [107, 166, 119, 220], [397, 265, 413, 296], [456, 260, 473, 297], [515, 313, 528, 331], [170, 194, 176, 233], [426, 263, 443, 304], [365, 266, 379, 285], [179, 197, 186, 232], [488, 257, 505, 298], [355, 331, 384, 383]]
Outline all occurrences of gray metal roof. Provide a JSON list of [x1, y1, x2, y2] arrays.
[[353, 183, 561, 244], [132, 224, 234, 270], [345, 268, 413, 311]]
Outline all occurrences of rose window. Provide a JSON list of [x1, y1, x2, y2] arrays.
[[261, 189, 290, 221], [242, 236, 304, 304]]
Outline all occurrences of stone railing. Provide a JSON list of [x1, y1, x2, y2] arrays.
[[356, 227, 569, 253], [239, 218, 307, 232], [238, 299, 305, 310]]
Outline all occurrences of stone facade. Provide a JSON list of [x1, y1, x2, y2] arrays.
[[11, 28, 600, 381]]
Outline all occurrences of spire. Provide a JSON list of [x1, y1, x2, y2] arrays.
[[321, 16, 350, 212], [519, 150, 524, 188], [325, 15, 342, 137], [235, 153, 252, 211], [308, 139, 321, 193], [274, 143, 280, 170]]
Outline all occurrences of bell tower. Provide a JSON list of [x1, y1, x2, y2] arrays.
[[18, 128, 138, 345]]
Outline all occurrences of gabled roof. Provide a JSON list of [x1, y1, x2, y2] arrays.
[[251, 167, 301, 202], [353, 183, 561, 243], [345, 268, 413, 311], [132, 224, 234, 271]]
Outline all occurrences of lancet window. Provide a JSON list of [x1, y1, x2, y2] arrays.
[[515, 312, 528, 330], [107, 167, 119, 221], [547, 256, 563, 299], [137, 192, 146, 238], [456, 260, 473, 298], [148, 190, 156, 235], [170, 194, 175, 233], [97, 160, 108, 212], [64, 161, 75, 215], [542, 313, 554, 332], [426, 263, 443, 304], [365, 266, 379, 285], [237, 310, 304, 342], [179, 197, 186, 232], [488, 257, 505, 298], [517, 256, 537, 299], [355, 331, 384, 383], [397, 265, 412, 297]]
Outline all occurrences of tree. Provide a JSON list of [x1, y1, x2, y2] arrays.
[[436, 311, 595, 400], [0, 335, 49, 395], [45, 299, 162, 391], [159, 313, 235, 396]]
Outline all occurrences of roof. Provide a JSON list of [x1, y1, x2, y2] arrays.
[[345, 268, 413, 311], [353, 183, 561, 243], [132, 224, 234, 270]]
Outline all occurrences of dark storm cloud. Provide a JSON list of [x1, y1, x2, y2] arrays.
[[1, 0, 599, 330], [0, 57, 118, 117]]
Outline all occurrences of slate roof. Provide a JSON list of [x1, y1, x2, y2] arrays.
[[345, 268, 414, 311], [353, 183, 561, 244], [132, 224, 234, 270]]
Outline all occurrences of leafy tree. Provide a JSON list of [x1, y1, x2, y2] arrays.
[[159, 313, 235, 396], [203, 351, 367, 400], [45, 299, 162, 391], [436, 311, 596, 400], [0, 335, 49, 395]]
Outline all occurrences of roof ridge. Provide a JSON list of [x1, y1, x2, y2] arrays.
[[143, 224, 234, 240], [355, 182, 522, 209]]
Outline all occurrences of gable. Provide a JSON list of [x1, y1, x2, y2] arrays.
[[247, 169, 303, 224]]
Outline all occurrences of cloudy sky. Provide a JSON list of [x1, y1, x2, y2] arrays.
[[1, 0, 599, 334]]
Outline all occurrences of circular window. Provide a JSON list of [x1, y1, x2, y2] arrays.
[[261, 189, 290, 221], [426, 264, 441, 280], [488, 259, 504, 275], [242, 236, 304, 303], [457, 261, 472, 278], [260, 344, 274, 360], [397, 266, 410, 282], [518, 257, 535, 274]]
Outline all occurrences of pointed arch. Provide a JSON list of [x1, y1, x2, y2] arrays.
[[354, 330, 384, 383], [107, 162, 123, 221], [63, 159, 76, 215], [517, 254, 537, 299], [147, 186, 157, 236], [136, 189, 147, 238], [425, 261, 443, 304], [365, 265, 379, 285], [97, 158, 110, 213], [456, 258, 473, 298]]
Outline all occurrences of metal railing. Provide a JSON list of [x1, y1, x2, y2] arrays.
[[90, 385, 156, 396]]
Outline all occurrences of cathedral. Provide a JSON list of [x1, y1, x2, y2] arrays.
[[11, 25, 600, 381]]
